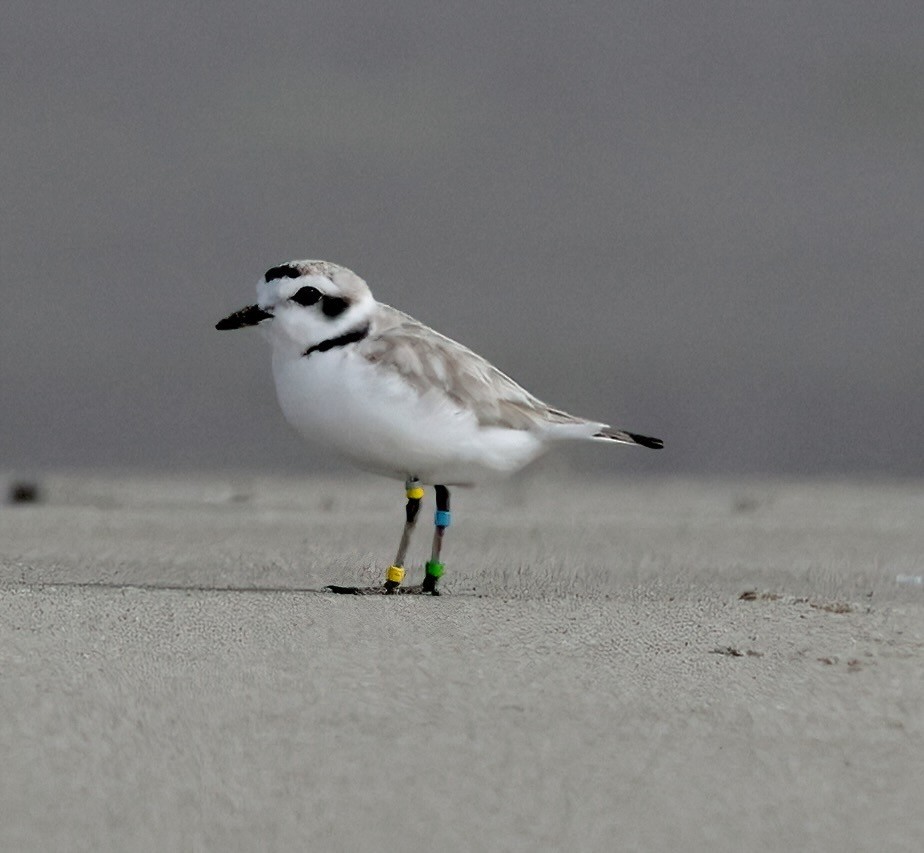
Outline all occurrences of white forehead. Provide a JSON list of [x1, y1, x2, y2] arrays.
[[255, 260, 371, 306], [257, 273, 331, 305]]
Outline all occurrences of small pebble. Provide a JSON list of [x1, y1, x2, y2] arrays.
[[9, 481, 41, 504]]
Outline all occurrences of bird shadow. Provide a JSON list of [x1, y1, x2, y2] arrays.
[[7, 579, 479, 597]]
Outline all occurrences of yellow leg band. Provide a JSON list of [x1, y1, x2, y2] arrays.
[[406, 486, 425, 500], [386, 566, 405, 584]]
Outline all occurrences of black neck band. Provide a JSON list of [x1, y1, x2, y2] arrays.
[[303, 324, 370, 359]]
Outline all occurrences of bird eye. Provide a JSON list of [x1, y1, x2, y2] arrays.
[[291, 286, 321, 306]]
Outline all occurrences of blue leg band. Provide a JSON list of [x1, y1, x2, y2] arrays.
[[434, 510, 452, 528]]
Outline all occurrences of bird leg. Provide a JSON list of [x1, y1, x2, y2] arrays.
[[384, 478, 424, 593], [422, 485, 450, 595]]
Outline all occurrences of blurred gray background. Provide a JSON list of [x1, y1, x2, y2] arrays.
[[2, 1, 922, 477]]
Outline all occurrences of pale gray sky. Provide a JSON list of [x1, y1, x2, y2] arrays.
[[2, 1, 922, 475]]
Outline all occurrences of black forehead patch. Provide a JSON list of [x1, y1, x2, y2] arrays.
[[264, 264, 303, 282]]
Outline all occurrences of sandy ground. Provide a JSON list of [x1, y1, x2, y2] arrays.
[[1, 473, 922, 852]]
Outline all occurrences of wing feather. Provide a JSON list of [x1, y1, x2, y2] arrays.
[[360, 305, 573, 431]]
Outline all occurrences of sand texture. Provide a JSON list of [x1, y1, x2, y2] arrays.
[[2, 474, 923, 852]]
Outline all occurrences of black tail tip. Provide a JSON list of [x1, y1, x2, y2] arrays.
[[629, 433, 664, 450]]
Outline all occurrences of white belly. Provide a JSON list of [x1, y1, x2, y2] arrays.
[[272, 348, 546, 485]]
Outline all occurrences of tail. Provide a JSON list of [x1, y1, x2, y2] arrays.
[[539, 406, 664, 448], [593, 427, 664, 449]]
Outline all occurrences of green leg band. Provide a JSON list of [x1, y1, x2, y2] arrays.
[[425, 561, 445, 578]]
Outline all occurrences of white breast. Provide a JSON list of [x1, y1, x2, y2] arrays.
[[271, 347, 546, 485]]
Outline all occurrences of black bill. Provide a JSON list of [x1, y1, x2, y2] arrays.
[[215, 304, 273, 330]]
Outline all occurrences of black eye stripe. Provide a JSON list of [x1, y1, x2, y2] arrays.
[[291, 285, 321, 306], [265, 265, 302, 282], [321, 295, 349, 318]]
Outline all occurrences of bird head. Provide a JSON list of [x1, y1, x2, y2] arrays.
[[216, 260, 374, 354]]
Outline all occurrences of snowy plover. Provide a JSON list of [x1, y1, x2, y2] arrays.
[[217, 259, 662, 595]]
